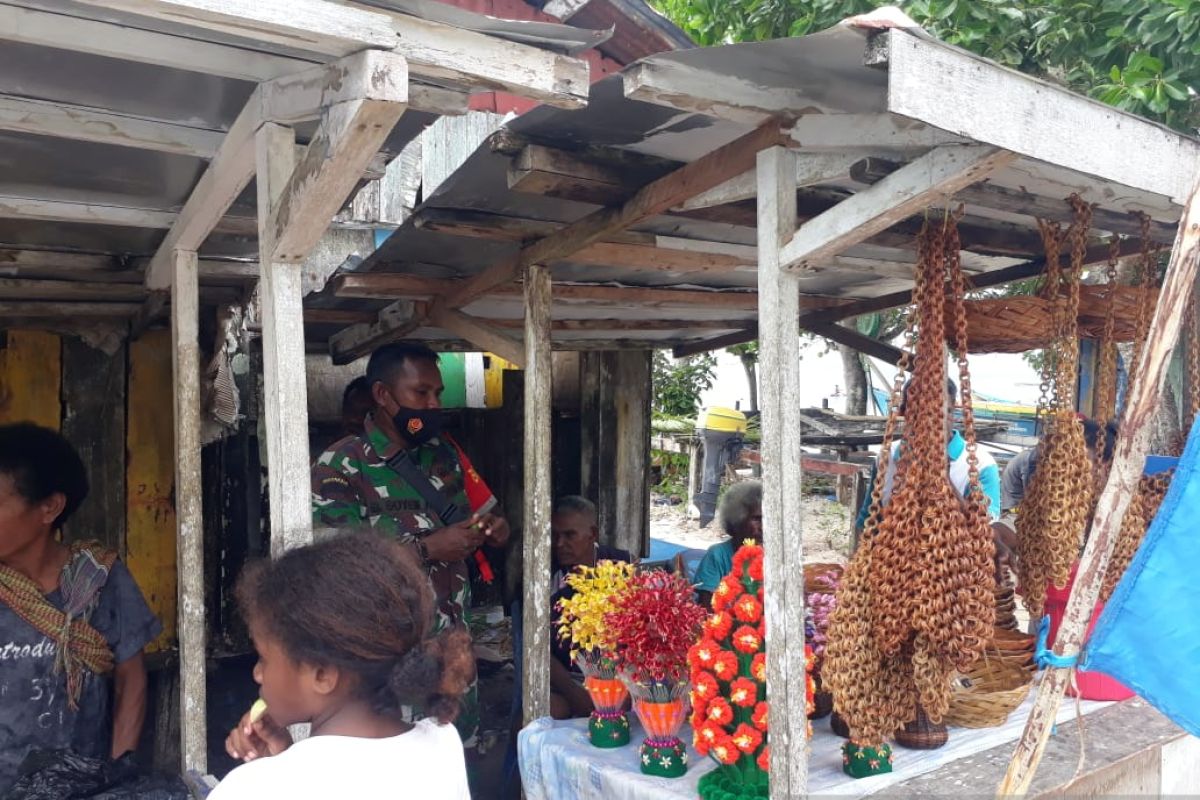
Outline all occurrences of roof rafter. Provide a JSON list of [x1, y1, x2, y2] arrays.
[[779, 144, 1017, 272]]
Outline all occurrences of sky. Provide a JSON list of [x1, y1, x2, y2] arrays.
[[699, 345, 1043, 415]]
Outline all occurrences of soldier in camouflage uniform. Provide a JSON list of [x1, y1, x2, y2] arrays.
[[310, 342, 510, 748]]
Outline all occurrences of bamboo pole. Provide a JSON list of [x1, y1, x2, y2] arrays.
[[998, 166, 1200, 796]]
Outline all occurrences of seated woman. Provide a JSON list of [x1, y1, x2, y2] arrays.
[[694, 481, 762, 608], [0, 423, 161, 795], [219, 533, 474, 798], [547, 496, 632, 720]]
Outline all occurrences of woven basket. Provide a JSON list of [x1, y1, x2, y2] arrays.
[[894, 706, 948, 750], [948, 285, 1155, 354], [944, 654, 1032, 728]]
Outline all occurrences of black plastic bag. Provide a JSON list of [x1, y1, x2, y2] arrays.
[[8, 750, 190, 800]]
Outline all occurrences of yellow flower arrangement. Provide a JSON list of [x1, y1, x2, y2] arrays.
[[556, 560, 636, 660]]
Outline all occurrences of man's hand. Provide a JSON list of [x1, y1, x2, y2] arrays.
[[225, 710, 292, 762], [423, 518, 487, 562], [478, 512, 511, 548]]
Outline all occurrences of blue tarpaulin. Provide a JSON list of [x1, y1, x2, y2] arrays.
[[1083, 417, 1200, 738]]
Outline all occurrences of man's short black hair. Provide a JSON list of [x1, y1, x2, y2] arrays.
[[0, 423, 88, 529], [899, 377, 958, 415], [365, 343, 440, 388]]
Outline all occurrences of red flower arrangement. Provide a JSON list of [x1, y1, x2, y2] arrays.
[[606, 570, 706, 779], [692, 542, 815, 800], [606, 571, 706, 686]]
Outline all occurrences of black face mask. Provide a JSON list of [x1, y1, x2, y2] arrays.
[[391, 404, 442, 446]]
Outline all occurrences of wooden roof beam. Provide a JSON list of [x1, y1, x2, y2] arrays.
[[69, 0, 397, 58], [333, 123, 784, 361], [266, 57, 409, 263], [0, 95, 225, 159], [883, 29, 1200, 203], [69, 0, 589, 110], [0, 193, 256, 234], [849, 157, 1179, 244], [678, 153, 862, 211], [780, 144, 1017, 272], [427, 307, 525, 367], [143, 50, 404, 289], [623, 59, 814, 126], [330, 272, 765, 309], [443, 123, 785, 310]]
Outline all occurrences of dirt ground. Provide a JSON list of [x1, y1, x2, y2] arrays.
[[649, 491, 854, 565]]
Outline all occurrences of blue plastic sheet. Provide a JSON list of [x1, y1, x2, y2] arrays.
[[1084, 417, 1200, 737]]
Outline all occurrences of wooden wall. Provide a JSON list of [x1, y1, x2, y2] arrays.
[[0, 328, 178, 651]]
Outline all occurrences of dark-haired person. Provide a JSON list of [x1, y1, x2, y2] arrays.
[[0, 423, 161, 794], [341, 376, 373, 438], [1000, 417, 1115, 513], [309, 342, 510, 750], [217, 534, 473, 798]]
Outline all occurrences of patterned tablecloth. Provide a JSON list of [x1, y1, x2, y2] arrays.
[[518, 691, 1112, 800]]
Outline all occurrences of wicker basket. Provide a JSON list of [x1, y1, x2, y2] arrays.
[[944, 653, 1032, 728], [894, 706, 948, 750]]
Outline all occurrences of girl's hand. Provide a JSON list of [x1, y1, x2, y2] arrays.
[[225, 710, 293, 762]]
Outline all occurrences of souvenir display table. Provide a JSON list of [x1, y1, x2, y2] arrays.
[[517, 692, 1110, 800]]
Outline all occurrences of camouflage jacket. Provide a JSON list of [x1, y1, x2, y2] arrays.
[[310, 413, 497, 632]]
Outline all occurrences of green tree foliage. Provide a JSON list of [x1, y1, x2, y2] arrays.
[[653, 351, 718, 417], [652, 0, 1200, 130]]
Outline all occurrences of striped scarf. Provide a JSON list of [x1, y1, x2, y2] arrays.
[[0, 542, 116, 709]]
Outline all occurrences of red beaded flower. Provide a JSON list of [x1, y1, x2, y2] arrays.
[[751, 652, 766, 682], [705, 610, 733, 641], [757, 745, 770, 772], [733, 593, 763, 624], [729, 677, 758, 708], [706, 697, 734, 726], [710, 734, 740, 766], [751, 701, 769, 732], [732, 723, 763, 754], [712, 650, 739, 681], [712, 575, 743, 612], [732, 625, 762, 654]]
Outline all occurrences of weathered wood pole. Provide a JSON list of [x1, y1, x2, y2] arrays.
[[998, 166, 1200, 796], [522, 263, 553, 725], [756, 145, 809, 797], [255, 122, 313, 557], [170, 248, 207, 773]]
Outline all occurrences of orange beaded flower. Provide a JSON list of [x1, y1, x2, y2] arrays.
[[732, 723, 763, 754], [729, 677, 758, 708], [732, 625, 762, 655]]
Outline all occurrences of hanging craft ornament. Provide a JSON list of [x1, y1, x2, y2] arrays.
[[823, 212, 995, 763], [1100, 470, 1172, 603], [1093, 235, 1122, 426], [555, 560, 636, 747], [1015, 196, 1097, 620]]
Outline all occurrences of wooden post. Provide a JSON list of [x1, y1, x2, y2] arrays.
[[256, 122, 313, 556], [521, 263, 553, 725], [999, 167, 1200, 796], [169, 248, 206, 773], [757, 145, 808, 797]]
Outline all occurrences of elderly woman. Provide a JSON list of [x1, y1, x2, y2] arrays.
[[694, 480, 762, 608]]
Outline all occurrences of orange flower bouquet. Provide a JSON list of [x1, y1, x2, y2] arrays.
[[690, 543, 814, 800], [556, 560, 636, 747], [606, 570, 706, 778]]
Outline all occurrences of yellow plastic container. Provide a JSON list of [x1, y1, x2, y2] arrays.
[[700, 406, 747, 434]]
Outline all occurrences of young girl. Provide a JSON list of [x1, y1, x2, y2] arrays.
[[215, 533, 475, 799]]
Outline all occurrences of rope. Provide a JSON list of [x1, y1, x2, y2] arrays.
[[0, 560, 114, 709]]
